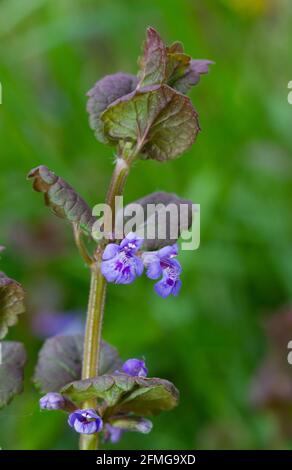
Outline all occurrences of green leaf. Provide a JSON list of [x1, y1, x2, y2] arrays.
[[108, 416, 153, 434], [117, 377, 179, 416], [27, 166, 96, 235], [138, 27, 167, 88], [121, 191, 194, 250], [87, 72, 138, 143], [62, 374, 179, 417], [34, 335, 121, 394], [0, 272, 25, 339], [0, 341, 26, 408], [137, 28, 212, 93], [101, 84, 200, 161]]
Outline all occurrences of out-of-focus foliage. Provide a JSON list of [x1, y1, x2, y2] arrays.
[[0, 0, 291, 450]]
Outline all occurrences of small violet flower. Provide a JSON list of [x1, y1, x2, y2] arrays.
[[40, 392, 66, 410], [142, 244, 182, 298], [101, 232, 144, 285], [68, 409, 103, 435], [121, 358, 148, 377]]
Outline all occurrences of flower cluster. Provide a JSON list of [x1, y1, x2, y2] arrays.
[[101, 233, 182, 298], [39, 357, 151, 443]]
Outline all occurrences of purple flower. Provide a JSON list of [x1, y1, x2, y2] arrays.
[[68, 409, 103, 434], [104, 424, 124, 443], [121, 358, 148, 377], [101, 233, 144, 284], [142, 244, 182, 298], [40, 392, 66, 410]]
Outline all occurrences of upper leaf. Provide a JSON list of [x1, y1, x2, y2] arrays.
[[121, 191, 194, 250], [87, 72, 138, 143], [0, 341, 26, 408], [33, 334, 121, 394], [0, 272, 25, 339], [138, 27, 167, 88], [61, 374, 179, 417], [101, 84, 200, 161], [171, 59, 214, 94], [27, 166, 96, 235], [137, 28, 213, 94]]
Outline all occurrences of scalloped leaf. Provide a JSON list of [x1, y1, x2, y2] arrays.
[[87, 72, 138, 143], [61, 374, 179, 417], [0, 272, 25, 339], [34, 335, 121, 394], [101, 84, 199, 161], [138, 28, 212, 94], [27, 166, 96, 235], [138, 27, 167, 88], [0, 341, 26, 408], [120, 191, 194, 250]]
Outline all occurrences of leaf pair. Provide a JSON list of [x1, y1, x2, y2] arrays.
[[34, 334, 179, 419], [87, 27, 212, 161]]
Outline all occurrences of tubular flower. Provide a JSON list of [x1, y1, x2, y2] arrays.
[[101, 233, 144, 284], [142, 244, 182, 298], [68, 409, 103, 434]]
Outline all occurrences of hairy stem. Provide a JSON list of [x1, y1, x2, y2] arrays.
[[79, 260, 106, 451], [79, 150, 134, 451]]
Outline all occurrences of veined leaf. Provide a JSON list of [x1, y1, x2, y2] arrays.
[[0, 341, 26, 408], [27, 166, 96, 235], [120, 191, 194, 250], [0, 272, 25, 339], [87, 72, 138, 143], [101, 84, 199, 161], [138, 27, 167, 88], [33, 335, 121, 394], [62, 374, 179, 417]]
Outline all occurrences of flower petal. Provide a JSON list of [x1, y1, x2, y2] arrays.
[[102, 243, 120, 260]]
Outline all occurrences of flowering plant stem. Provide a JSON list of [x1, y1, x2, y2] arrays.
[[79, 152, 132, 450]]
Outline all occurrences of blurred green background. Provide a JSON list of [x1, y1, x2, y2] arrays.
[[0, 0, 292, 450]]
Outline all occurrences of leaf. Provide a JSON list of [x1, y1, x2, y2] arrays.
[[61, 374, 179, 417], [101, 84, 200, 161], [108, 416, 153, 434], [120, 191, 194, 250], [138, 27, 167, 88], [34, 335, 121, 394], [138, 28, 212, 93], [171, 59, 213, 94], [87, 72, 138, 143], [0, 341, 26, 408], [27, 166, 96, 235], [118, 377, 179, 416], [0, 272, 25, 339]]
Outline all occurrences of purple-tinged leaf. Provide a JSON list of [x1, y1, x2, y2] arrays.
[[27, 166, 96, 235], [87, 72, 138, 143], [0, 341, 26, 408], [101, 84, 200, 161], [138, 27, 167, 88], [171, 59, 214, 94], [121, 191, 194, 250], [0, 273, 25, 339], [33, 335, 121, 394]]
